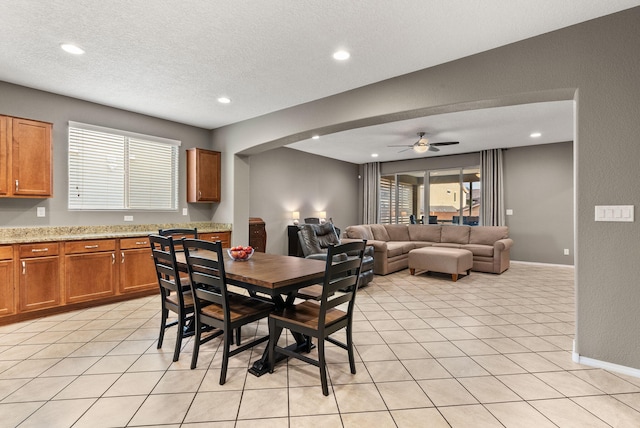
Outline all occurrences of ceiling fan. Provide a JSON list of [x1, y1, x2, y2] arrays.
[[389, 132, 460, 153]]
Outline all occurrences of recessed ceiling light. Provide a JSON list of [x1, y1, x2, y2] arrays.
[[61, 43, 85, 55], [312, 135, 320, 140], [530, 132, 542, 138], [333, 50, 350, 61], [371, 153, 379, 158], [217, 97, 231, 104]]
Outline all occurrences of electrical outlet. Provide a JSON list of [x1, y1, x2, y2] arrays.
[[506, 209, 513, 216], [182, 208, 188, 216], [124, 215, 133, 222], [564, 249, 570, 255], [37, 207, 46, 217]]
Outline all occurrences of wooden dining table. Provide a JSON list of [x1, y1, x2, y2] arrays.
[[174, 249, 326, 375]]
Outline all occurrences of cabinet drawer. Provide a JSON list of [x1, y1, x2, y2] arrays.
[[66, 239, 116, 254], [0, 245, 12, 260], [19, 242, 59, 258], [200, 232, 230, 247], [120, 236, 152, 250]]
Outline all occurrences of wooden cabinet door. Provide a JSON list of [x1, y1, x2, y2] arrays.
[[19, 256, 60, 312], [119, 237, 157, 294], [11, 117, 53, 197], [0, 116, 7, 196], [187, 148, 220, 203], [0, 248, 14, 315], [65, 252, 116, 303]]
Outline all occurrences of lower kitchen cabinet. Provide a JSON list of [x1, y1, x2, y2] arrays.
[[0, 246, 14, 316], [18, 243, 60, 312], [119, 237, 158, 294], [65, 240, 117, 304]]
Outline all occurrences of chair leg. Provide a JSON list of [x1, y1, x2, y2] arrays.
[[190, 318, 201, 370], [318, 338, 329, 396], [157, 307, 168, 349], [346, 323, 356, 374], [219, 330, 231, 385], [173, 313, 184, 362], [235, 327, 242, 346]]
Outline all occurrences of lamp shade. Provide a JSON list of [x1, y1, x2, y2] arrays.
[[292, 211, 300, 220]]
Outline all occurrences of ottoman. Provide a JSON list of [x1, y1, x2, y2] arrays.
[[408, 247, 473, 282]]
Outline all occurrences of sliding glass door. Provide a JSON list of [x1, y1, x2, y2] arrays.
[[428, 167, 481, 225], [379, 172, 425, 224]]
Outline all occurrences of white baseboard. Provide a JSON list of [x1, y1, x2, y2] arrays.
[[572, 340, 640, 378], [511, 260, 575, 268]]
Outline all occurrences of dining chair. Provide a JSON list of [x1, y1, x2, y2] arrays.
[[268, 240, 366, 396], [149, 234, 195, 362], [159, 227, 199, 286], [182, 238, 274, 383]]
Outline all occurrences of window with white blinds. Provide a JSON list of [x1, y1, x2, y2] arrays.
[[68, 122, 180, 210]]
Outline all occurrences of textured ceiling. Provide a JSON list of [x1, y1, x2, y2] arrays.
[[0, 0, 640, 163], [2, 0, 638, 132]]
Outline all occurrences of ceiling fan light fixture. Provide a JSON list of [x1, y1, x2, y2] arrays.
[[413, 131, 429, 153], [413, 144, 428, 153]]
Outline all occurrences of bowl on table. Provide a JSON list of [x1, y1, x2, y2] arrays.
[[227, 246, 254, 261]]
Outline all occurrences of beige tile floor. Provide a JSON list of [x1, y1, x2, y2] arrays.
[[2, 262, 640, 427]]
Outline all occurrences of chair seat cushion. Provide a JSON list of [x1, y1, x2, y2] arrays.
[[201, 295, 273, 321], [270, 301, 346, 329]]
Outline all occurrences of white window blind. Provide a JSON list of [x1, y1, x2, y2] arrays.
[[69, 122, 180, 210]]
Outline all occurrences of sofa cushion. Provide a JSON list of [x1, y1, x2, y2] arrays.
[[462, 244, 494, 257], [433, 243, 462, 249], [370, 224, 391, 241], [408, 224, 442, 242], [385, 242, 406, 258], [345, 225, 373, 240], [440, 225, 470, 244], [469, 226, 509, 245], [384, 224, 410, 241]]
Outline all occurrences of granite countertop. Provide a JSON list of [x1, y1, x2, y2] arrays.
[[0, 222, 232, 244]]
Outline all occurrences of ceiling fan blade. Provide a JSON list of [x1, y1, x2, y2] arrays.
[[388, 145, 413, 148], [397, 147, 412, 153], [428, 145, 440, 152], [430, 141, 460, 146]]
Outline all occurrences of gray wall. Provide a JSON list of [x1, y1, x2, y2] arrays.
[[248, 147, 359, 255], [0, 81, 213, 227], [503, 142, 574, 265], [213, 9, 640, 369]]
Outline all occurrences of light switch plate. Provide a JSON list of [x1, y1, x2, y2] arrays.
[[37, 207, 46, 217], [595, 205, 634, 222], [506, 209, 513, 216], [124, 215, 134, 222], [182, 208, 188, 216]]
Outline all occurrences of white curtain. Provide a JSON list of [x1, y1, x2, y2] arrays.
[[362, 162, 379, 224], [480, 149, 505, 226]]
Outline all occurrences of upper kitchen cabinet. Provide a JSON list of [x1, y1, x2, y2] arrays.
[[186, 148, 220, 203], [0, 115, 53, 198]]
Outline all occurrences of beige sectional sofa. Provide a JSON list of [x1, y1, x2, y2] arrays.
[[343, 224, 513, 275]]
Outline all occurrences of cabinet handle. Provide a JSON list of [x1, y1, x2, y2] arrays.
[[15, 180, 19, 192], [31, 248, 49, 253], [22, 261, 26, 275], [84, 245, 99, 249], [198, 190, 201, 199], [135, 241, 147, 245], [121, 252, 125, 264], [112, 253, 115, 264]]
